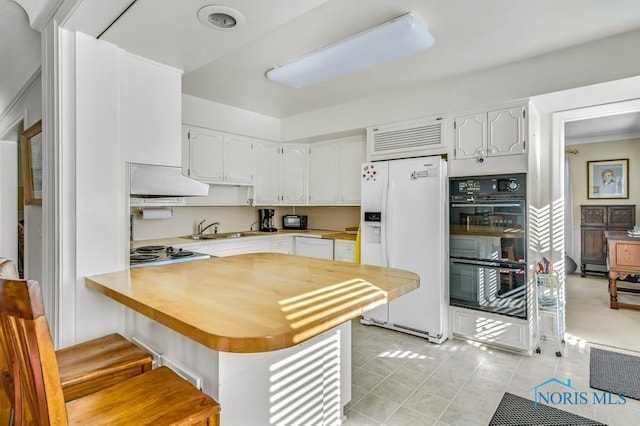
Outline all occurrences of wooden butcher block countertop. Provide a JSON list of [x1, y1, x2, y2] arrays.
[[321, 232, 357, 241], [86, 253, 418, 353]]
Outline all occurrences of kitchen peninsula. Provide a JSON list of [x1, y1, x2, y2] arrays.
[[86, 253, 419, 424]]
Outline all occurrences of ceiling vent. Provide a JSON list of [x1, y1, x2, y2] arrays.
[[367, 116, 446, 161]]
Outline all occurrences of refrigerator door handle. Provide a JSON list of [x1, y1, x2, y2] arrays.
[[451, 259, 525, 271], [450, 203, 523, 208], [381, 172, 390, 267], [385, 179, 394, 267]]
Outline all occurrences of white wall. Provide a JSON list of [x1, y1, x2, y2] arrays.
[[566, 138, 640, 224], [183, 94, 281, 141], [71, 31, 123, 344]]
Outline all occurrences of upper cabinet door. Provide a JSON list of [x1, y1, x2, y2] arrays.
[[223, 136, 255, 184], [337, 137, 365, 205], [487, 106, 526, 156], [281, 145, 307, 204], [187, 128, 224, 183], [309, 143, 339, 205], [122, 54, 182, 167], [308, 136, 365, 206], [254, 142, 280, 205], [454, 113, 487, 159]]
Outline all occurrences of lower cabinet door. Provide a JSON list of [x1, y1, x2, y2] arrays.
[[294, 237, 334, 260], [581, 227, 605, 263], [450, 307, 528, 351]]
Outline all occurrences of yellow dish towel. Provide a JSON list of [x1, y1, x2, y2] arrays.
[[355, 224, 361, 264]]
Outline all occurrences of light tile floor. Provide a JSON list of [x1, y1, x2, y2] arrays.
[[343, 319, 640, 425]]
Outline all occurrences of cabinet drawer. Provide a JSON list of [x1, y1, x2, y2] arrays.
[[450, 307, 528, 351], [295, 237, 334, 260], [608, 206, 635, 228], [581, 206, 606, 227]]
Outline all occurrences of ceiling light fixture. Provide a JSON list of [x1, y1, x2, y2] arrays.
[[266, 12, 434, 89], [197, 5, 245, 30]]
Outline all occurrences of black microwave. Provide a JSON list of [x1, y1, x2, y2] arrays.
[[282, 215, 308, 230]]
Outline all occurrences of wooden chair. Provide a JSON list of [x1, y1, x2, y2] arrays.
[[0, 277, 220, 425], [0, 258, 153, 422]]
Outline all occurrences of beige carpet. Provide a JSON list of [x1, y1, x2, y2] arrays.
[[565, 273, 640, 353]]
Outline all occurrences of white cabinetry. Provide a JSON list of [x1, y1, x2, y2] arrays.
[[254, 142, 307, 205], [453, 105, 527, 161], [333, 240, 356, 263], [269, 237, 294, 254], [183, 126, 256, 185], [122, 54, 182, 167], [223, 135, 256, 184], [294, 237, 334, 260], [177, 238, 269, 257], [309, 136, 365, 205], [450, 306, 530, 352]]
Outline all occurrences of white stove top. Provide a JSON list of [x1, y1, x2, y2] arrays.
[[130, 245, 211, 269]]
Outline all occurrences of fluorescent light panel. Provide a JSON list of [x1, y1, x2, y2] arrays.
[[266, 12, 434, 89]]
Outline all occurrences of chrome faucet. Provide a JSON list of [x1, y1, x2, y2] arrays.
[[197, 220, 220, 236]]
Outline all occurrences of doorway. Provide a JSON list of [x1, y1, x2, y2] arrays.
[[0, 120, 22, 276], [553, 98, 640, 351]]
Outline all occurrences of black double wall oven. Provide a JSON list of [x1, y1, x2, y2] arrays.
[[449, 174, 528, 319]]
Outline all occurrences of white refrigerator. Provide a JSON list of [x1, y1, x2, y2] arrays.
[[360, 156, 448, 343]]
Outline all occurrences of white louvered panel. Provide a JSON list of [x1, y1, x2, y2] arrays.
[[367, 117, 447, 161], [373, 124, 441, 150]]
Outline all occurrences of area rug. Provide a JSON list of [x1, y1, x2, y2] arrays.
[[489, 392, 603, 425], [590, 347, 640, 401]]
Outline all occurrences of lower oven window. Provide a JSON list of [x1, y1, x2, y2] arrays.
[[449, 235, 527, 319]]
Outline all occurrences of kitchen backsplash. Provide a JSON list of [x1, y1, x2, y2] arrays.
[[131, 206, 360, 241]]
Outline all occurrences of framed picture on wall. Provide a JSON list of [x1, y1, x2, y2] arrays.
[[20, 120, 43, 205], [587, 158, 629, 199]]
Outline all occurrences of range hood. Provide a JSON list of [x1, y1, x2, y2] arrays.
[[129, 163, 209, 198]]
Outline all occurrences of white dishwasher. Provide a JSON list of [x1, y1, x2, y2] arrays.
[[294, 237, 334, 260]]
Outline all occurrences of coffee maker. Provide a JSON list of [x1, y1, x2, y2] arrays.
[[259, 209, 277, 232]]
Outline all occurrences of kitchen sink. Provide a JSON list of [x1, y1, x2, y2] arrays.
[[181, 232, 257, 240]]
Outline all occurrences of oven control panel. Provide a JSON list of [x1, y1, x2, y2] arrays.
[[450, 173, 526, 199]]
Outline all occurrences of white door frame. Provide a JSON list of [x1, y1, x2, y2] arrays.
[[551, 97, 640, 338]]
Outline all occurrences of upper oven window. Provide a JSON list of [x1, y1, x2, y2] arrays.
[[450, 201, 525, 232]]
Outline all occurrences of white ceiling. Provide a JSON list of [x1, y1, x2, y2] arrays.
[[98, 0, 640, 119], [3, 0, 640, 143], [0, 0, 40, 125]]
